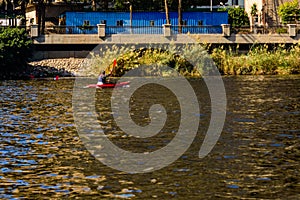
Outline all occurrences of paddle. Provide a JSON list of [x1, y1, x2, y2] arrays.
[[107, 59, 117, 83], [112, 59, 117, 75]]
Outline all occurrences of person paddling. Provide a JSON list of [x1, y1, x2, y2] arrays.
[[97, 59, 117, 85], [97, 70, 111, 85]]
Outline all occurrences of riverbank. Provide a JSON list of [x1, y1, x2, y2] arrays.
[[211, 44, 300, 75], [28, 58, 85, 77], [0, 58, 85, 80], [1, 44, 299, 80]]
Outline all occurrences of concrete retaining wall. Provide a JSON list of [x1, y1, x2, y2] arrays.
[[32, 33, 300, 59], [33, 33, 300, 45]]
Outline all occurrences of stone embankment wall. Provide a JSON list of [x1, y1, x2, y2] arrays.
[[28, 58, 86, 77]]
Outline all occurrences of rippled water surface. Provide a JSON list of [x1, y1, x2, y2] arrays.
[[0, 76, 299, 199]]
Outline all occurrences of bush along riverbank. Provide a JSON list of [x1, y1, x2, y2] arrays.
[[0, 27, 85, 80], [0, 27, 33, 80], [84, 44, 300, 77], [211, 44, 300, 75], [1, 42, 300, 80]]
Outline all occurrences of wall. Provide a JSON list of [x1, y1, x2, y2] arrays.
[[33, 33, 300, 45], [32, 33, 300, 59]]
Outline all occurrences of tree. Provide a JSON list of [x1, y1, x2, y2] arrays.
[[278, 0, 300, 24], [250, 3, 258, 29], [228, 7, 250, 27], [109, 0, 229, 12], [251, 3, 258, 16], [0, 27, 32, 72]]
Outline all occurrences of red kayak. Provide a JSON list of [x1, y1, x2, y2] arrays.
[[86, 81, 130, 88]]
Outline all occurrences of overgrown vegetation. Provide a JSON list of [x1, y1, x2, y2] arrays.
[[81, 44, 215, 77], [227, 7, 250, 27], [0, 27, 33, 75], [82, 43, 300, 77], [211, 44, 300, 75], [278, 0, 300, 24], [107, 48, 197, 77]]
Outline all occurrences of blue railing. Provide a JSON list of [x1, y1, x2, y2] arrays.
[[172, 25, 222, 34], [46, 25, 223, 34], [65, 26, 98, 34], [106, 25, 222, 34], [106, 26, 163, 34]]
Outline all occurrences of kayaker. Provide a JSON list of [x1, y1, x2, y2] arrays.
[[97, 59, 116, 85], [97, 70, 111, 85]]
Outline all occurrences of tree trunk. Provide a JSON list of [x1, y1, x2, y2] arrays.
[[178, 0, 182, 33], [41, 1, 45, 34], [103, 0, 108, 10], [37, 1, 42, 34], [37, 0, 45, 34], [92, 0, 96, 11], [164, 0, 170, 24], [20, 1, 27, 25]]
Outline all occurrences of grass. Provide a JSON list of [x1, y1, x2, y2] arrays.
[[81, 43, 300, 77], [211, 43, 300, 75]]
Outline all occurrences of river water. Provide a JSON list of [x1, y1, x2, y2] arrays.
[[0, 76, 299, 199]]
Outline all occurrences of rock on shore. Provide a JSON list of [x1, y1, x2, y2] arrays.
[[28, 58, 86, 77]]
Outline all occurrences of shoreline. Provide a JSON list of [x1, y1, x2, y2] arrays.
[[28, 58, 85, 77], [0, 56, 299, 80], [0, 58, 85, 80]]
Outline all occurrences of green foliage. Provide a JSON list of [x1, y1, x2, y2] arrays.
[[211, 44, 300, 75], [0, 27, 33, 72], [276, 27, 288, 34], [109, 48, 197, 77], [251, 3, 258, 16], [108, 0, 227, 11], [81, 44, 214, 77], [228, 7, 250, 27], [278, 0, 300, 23]]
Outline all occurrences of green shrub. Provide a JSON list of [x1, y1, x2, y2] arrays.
[[85, 45, 209, 77], [228, 7, 250, 27], [276, 28, 288, 34], [0, 27, 33, 72], [210, 43, 300, 75], [278, 0, 300, 24]]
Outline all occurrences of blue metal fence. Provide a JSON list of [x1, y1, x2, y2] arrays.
[[56, 25, 223, 34], [106, 26, 163, 34], [64, 11, 228, 34], [171, 25, 223, 34]]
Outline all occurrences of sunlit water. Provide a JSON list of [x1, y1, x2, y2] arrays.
[[0, 76, 299, 199]]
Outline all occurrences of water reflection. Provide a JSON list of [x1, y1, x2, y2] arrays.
[[0, 76, 299, 199]]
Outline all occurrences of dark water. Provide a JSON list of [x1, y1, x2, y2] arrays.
[[0, 76, 299, 199]]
